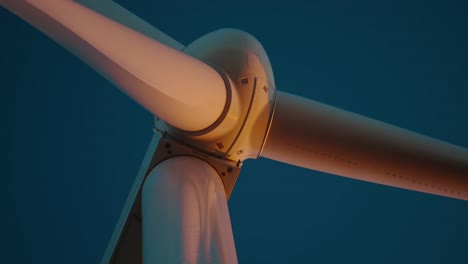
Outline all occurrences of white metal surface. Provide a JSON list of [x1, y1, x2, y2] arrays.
[[74, 0, 185, 50], [262, 91, 468, 200], [142, 156, 238, 264], [169, 29, 277, 161], [2, 0, 226, 131]]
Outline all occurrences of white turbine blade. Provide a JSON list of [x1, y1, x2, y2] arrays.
[[74, 0, 184, 50], [262, 91, 468, 200], [2, 0, 226, 131]]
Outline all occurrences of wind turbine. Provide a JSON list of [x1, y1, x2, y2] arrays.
[[2, 0, 468, 264]]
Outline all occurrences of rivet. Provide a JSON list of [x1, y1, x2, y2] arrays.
[[216, 142, 224, 149]]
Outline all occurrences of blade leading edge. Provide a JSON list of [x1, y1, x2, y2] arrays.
[[74, 0, 184, 50], [1, 0, 226, 131]]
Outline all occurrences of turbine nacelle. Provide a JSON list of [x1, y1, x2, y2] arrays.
[[158, 29, 277, 162]]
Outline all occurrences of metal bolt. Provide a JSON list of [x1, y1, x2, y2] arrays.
[[216, 142, 224, 149], [240, 77, 248, 85]]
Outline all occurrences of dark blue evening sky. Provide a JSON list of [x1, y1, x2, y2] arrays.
[[2, 1, 468, 263]]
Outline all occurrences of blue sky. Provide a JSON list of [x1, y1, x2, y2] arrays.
[[2, 1, 468, 263]]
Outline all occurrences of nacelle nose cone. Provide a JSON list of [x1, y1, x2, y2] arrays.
[[184, 28, 275, 88], [165, 29, 277, 161]]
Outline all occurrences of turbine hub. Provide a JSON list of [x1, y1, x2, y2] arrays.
[[156, 29, 276, 162]]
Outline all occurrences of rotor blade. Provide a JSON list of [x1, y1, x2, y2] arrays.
[[74, 0, 184, 50], [261, 91, 468, 200], [1, 0, 226, 131]]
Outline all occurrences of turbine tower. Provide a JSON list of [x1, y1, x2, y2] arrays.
[[2, 1, 467, 263]]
